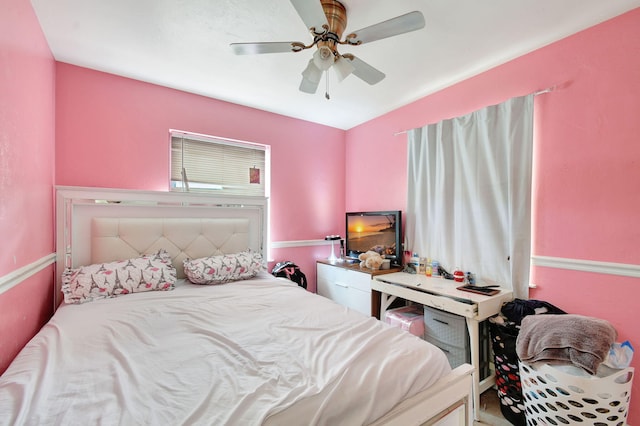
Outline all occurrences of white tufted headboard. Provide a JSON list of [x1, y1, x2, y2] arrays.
[[91, 217, 252, 279], [55, 186, 268, 307]]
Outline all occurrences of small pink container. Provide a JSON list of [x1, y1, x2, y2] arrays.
[[384, 305, 425, 337]]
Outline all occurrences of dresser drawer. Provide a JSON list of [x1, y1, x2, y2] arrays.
[[316, 262, 372, 316], [423, 305, 468, 348], [337, 269, 371, 293]]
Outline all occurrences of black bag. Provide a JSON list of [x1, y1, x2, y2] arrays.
[[271, 261, 307, 289], [501, 298, 567, 325]]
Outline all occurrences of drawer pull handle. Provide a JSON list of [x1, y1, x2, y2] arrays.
[[432, 302, 444, 310], [335, 282, 348, 288], [433, 318, 449, 325]]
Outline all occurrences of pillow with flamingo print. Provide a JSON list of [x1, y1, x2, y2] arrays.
[[183, 250, 264, 285], [61, 249, 177, 304]]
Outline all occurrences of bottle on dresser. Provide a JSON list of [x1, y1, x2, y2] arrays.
[[431, 259, 440, 277], [424, 257, 432, 276], [410, 253, 420, 272]]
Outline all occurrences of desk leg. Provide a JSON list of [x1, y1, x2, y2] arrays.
[[378, 293, 397, 321], [371, 290, 381, 319], [465, 318, 480, 421]]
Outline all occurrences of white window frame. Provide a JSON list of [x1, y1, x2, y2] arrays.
[[170, 129, 270, 198]]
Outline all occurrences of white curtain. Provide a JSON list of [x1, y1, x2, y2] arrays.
[[405, 95, 533, 299]]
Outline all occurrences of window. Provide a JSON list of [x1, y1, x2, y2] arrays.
[[170, 130, 270, 197]]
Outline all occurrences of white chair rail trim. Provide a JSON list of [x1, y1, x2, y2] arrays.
[[532, 255, 640, 278], [271, 239, 333, 249], [0, 253, 56, 295], [5, 253, 633, 295]]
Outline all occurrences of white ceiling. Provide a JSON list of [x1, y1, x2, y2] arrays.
[[31, 0, 640, 130]]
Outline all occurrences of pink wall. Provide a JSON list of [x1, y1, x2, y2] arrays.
[[346, 9, 640, 421], [4, 1, 638, 420], [55, 64, 347, 292], [0, 0, 56, 373]]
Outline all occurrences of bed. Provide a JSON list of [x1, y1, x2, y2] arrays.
[[0, 186, 474, 425]]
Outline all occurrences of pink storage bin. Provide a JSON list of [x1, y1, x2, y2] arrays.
[[384, 305, 425, 337]]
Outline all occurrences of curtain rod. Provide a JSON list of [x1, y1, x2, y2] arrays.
[[393, 86, 556, 136], [533, 85, 556, 96]]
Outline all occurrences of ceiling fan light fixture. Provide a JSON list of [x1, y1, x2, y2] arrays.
[[333, 55, 354, 82], [300, 59, 322, 94], [300, 78, 319, 94], [301, 59, 322, 83], [313, 46, 335, 71]]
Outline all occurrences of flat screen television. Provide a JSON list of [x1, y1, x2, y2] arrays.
[[345, 210, 402, 266]]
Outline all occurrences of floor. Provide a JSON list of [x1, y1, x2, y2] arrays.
[[474, 389, 513, 426]]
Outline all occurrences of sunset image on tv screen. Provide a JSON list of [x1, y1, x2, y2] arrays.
[[347, 215, 396, 256]]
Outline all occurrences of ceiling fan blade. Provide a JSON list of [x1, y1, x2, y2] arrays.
[[344, 55, 385, 85], [345, 11, 425, 45], [231, 41, 302, 55], [299, 59, 322, 94], [290, 0, 329, 33]]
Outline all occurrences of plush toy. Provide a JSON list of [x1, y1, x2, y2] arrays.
[[358, 250, 385, 270]]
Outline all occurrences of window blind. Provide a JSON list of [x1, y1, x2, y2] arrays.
[[170, 132, 267, 197]]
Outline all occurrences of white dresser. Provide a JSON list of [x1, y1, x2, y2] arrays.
[[316, 260, 401, 316]]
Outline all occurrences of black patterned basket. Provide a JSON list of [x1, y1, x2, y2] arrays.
[[489, 321, 526, 426]]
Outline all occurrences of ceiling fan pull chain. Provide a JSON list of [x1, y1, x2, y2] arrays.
[[325, 72, 330, 100]]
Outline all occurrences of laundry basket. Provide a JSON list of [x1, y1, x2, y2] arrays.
[[489, 322, 526, 426], [519, 362, 633, 426]]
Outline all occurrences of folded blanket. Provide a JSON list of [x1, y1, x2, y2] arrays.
[[516, 314, 617, 375]]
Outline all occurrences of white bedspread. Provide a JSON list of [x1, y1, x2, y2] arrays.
[[0, 273, 450, 426]]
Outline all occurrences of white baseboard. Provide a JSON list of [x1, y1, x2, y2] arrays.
[[0, 253, 56, 296], [532, 255, 640, 278]]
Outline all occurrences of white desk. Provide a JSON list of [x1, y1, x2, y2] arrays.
[[371, 272, 513, 421]]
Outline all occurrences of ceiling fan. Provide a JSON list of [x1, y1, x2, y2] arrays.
[[230, 0, 425, 96]]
